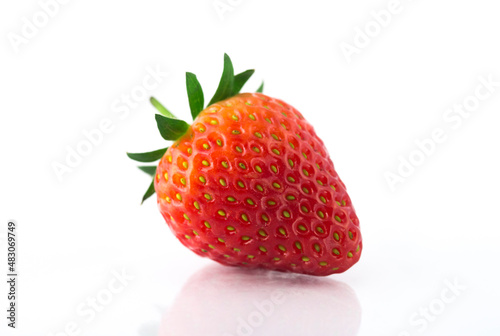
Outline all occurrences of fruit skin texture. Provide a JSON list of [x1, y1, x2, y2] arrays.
[[154, 92, 361, 276]]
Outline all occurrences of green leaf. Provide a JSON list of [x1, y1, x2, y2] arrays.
[[138, 166, 156, 176], [155, 114, 189, 141], [233, 69, 255, 95], [141, 180, 156, 204], [150, 97, 176, 119], [208, 53, 235, 106], [256, 81, 264, 93], [127, 147, 168, 162], [186, 72, 204, 120]]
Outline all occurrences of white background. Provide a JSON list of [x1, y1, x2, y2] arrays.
[[1, 0, 500, 335]]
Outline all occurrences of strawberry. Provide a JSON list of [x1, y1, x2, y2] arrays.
[[128, 54, 362, 276]]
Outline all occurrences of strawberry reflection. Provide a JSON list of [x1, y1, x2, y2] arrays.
[[159, 264, 361, 336]]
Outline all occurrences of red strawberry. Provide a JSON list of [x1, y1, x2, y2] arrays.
[[128, 54, 362, 276]]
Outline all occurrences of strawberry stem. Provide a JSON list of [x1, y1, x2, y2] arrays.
[[257, 81, 264, 93], [138, 166, 156, 176], [186, 72, 204, 120], [233, 69, 255, 94], [150, 97, 176, 119], [208, 53, 235, 105], [155, 114, 190, 141], [141, 180, 156, 204], [127, 147, 168, 162], [129, 54, 264, 204]]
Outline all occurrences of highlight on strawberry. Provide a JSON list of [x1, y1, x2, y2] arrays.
[[128, 54, 362, 276]]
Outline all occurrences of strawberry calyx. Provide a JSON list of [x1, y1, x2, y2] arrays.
[[127, 54, 264, 203]]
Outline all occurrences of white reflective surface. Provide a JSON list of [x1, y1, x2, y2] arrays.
[[158, 264, 361, 336]]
